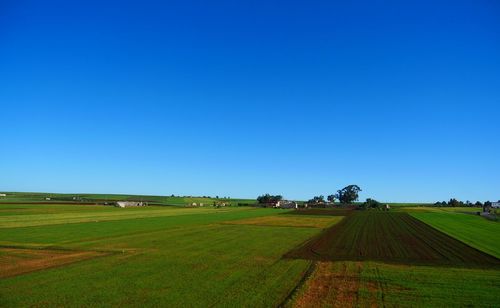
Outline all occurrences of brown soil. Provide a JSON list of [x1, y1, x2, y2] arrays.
[[0, 247, 107, 278], [293, 262, 362, 308], [222, 216, 342, 228]]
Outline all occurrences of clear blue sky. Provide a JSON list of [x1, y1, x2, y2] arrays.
[[1, 1, 499, 202]]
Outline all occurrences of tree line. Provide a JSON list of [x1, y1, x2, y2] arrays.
[[257, 185, 369, 206], [434, 198, 498, 208]]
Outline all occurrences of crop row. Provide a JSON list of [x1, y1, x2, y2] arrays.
[[285, 211, 500, 267]]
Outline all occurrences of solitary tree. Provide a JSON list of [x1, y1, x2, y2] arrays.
[[335, 185, 362, 204], [327, 194, 336, 203]]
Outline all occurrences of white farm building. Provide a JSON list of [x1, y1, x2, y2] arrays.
[[275, 200, 298, 209], [116, 201, 147, 208]]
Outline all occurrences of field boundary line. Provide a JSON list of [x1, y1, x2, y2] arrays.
[[0, 243, 134, 255], [278, 261, 316, 307]]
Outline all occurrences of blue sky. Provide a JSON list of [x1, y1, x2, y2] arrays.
[[1, 1, 499, 202]]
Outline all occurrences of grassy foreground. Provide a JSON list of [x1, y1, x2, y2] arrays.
[[290, 261, 500, 308], [0, 204, 335, 307]]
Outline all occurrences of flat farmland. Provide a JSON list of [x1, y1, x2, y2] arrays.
[[285, 211, 500, 267], [0, 204, 336, 307], [284, 210, 500, 307], [2, 203, 500, 307]]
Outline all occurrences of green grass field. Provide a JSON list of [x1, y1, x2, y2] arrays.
[[1, 201, 500, 307], [410, 210, 500, 258], [0, 203, 334, 307]]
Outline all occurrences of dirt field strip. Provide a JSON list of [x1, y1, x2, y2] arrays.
[[0, 248, 109, 278], [221, 216, 344, 229], [289, 262, 365, 308], [285, 209, 355, 217]]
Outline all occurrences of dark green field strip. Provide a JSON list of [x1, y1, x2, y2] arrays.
[[285, 212, 500, 267]]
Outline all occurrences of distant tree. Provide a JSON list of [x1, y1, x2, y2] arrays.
[[335, 185, 362, 204], [448, 198, 462, 207], [362, 198, 383, 209], [257, 194, 283, 204], [307, 195, 325, 203], [327, 194, 336, 203], [482, 201, 492, 212], [475, 201, 483, 207], [216, 195, 219, 199]]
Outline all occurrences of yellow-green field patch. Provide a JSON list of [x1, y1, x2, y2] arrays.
[[222, 215, 344, 228], [0, 205, 253, 228]]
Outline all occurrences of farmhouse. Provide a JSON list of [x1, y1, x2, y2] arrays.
[[491, 202, 500, 208], [0, 193, 6, 197], [275, 200, 298, 209], [116, 201, 147, 208]]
